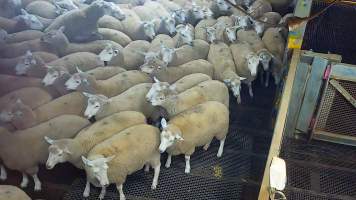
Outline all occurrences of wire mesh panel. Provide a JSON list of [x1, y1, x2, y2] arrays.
[[314, 79, 356, 137]]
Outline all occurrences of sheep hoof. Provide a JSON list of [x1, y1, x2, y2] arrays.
[[184, 168, 190, 174], [203, 144, 210, 151], [83, 190, 90, 198], [217, 152, 222, 158], [34, 184, 41, 192], [151, 183, 157, 190], [99, 194, 105, 200], [0, 174, 6, 181]]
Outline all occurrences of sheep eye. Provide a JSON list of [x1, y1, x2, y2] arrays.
[[95, 105, 99, 108], [76, 80, 80, 84]]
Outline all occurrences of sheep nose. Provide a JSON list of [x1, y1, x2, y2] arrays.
[[46, 163, 53, 170]]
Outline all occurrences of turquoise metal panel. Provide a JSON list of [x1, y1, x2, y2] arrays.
[[296, 57, 329, 133], [285, 62, 310, 137]]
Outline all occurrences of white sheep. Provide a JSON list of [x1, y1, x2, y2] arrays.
[[186, 3, 205, 26], [0, 75, 42, 96], [146, 73, 212, 103], [247, 0, 272, 18], [98, 15, 125, 32], [45, 111, 146, 170], [0, 0, 22, 18], [251, 11, 281, 36], [83, 83, 154, 120], [45, 0, 126, 42], [82, 124, 161, 200], [149, 59, 214, 83], [0, 185, 31, 200], [65, 70, 152, 97], [3, 92, 88, 130], [174, 24, 194, 47], [230, 41, 260, 97], [0, 9, 44, 33], [25, 0, 58, 19], [194, 18, 217, 43], [121, 40, 151, 70], [207, 42, 245, 103], [0, 50, 58, 76], [159, 101, 229, 173], [149, 80, 229, 119], [98, 28, 132, 47], [0, 115, 89, 191], [3, 30, 44, 43]]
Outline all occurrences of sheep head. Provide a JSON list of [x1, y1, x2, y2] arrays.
[[234, 15, 252, 30], [98, 44, 120, 63], [83, 92, 111, 118], [15, 9, 44, 30], [160, 42, 176, 65], [142, 20, 156, 40], [224, 77, 246, 104], [171, 9, 186, 24], [177, 25, 193, 46], [213, 0, 231, 12], [0, 99, 36, 129], [82, 155, 114, 187], [15, 50, 37, 75], [146, 77, 177, 104], [92, 0, 126, 20], [161, 16, 176, 35], [42, 65, 69, 86], [225, 26, 239, 43], [45, 137, 73, 170], [65, 68, 92, 91], [158, 118, 183, 153], [246, 53, 260, 76], [205, 26, 217, 44], [188, 3, 205, 22], [258, 49, 272, 71]]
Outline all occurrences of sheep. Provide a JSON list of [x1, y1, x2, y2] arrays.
[[174, 24, 194, 47], [251, 11, 281, 36], [149, 59, 214, 84], [45, 0, 126, 42], [279, 12, 293, 27], [0, 50, 58, 75], [0, 0, 22, 18], [159, 101, 229, 173], [25, 0, 58, 19], [149, 34, 176, 53], [194, 19, 217, 42], [2, 92, 88, 130], [210, 0, 233, 18], [52, 0, 79, 14], [45, 111, 146, 170], [0, 185, 31, 200], [27, 52, 104, 78], [149, 80, 229, 119], [171, 8, 187, 24], [143, 1, 171, 19], [156, 0, 181, 12], [0, 75, 42, 96], [230, 41, 260, 97], [83, 83, 154, 120], [156, 16, 177, 36], [0, 14, 43, 34], [236, 29, 273, 71], [211, 16, 235, 44], [98, 28, 132, 47], [65, 70, 152, 97], [207, 42, 245, 103], [0, 115, 89, 191], [0, 87, 52, 111], [82, 124, 161, 200], [262, 27, 285, 61], [146, 73, 212, 103], [186, 3, 205, 26], [247, 0, 272, 18], [98, 15, 125, 33], [41, 26, 124, 57], [3, 30, 44, 43], [121, 40, 151, 70]]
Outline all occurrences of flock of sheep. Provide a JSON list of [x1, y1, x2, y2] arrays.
[[0, 0, 290, 199]]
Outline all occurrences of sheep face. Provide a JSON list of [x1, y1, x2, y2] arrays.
[[225, 26, 238, 42], [160, 43, 176, 64], [45, 138, 72, 170], [98, 45, 120, 62], [158, 118, 183, 153], [143, 51, 160, 64], [213, 0, 231, 12], [142, 21, 156, 40], [83, 93, 110, 118], [246, 53, 260, 76], [172, 9, 186, 24], [258, 50, 272, 71], [202, 6, 213, 18], [177, 26, 193, 46], [146, 82, 169, 102], [205, 26, 217, 43], [65, 71, 90, 91], [42, 66, 68, 86], [235, 15, 252, 30], [82, 156, 114, 187], [224, 78, 244, 103], [15, 51, 37, 75], [0, 29, 7, 44], [189, 5, 205, 22], [162, 17, 176, 35], [93, 1, 126, 21], [16, 9, 44, 30]]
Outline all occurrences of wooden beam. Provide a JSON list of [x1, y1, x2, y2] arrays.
[[329, 79, 356, 108], [258, 49, 301, 200]]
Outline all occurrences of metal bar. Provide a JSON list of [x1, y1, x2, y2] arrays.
[[329, 79, 356, 108], [258, 49, 301, 200], [313, 130, 356, 146]]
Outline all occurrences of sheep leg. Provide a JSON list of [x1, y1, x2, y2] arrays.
[[32, 173, 42, 191], [165, 154, 172, 168], [151, 163, 161, 190], [248, 83, 254, 98], [116, 184, 126, 200], [203, 141, 211, 151], [217, 137, 226, 158], [99, 186, 106, 200], [144, 164, 150, 172], [83, 180, 91, 198], [184, 155, 191, 174], [265, 71, 270, 87], [0, 165, 7, 181], [259, 70, 264, 85], [20, 173, 29, 188]]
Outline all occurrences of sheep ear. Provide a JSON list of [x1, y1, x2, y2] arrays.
[[82, 92, 93, 98], [81, 156, 93, 166], [44, 136, 55, 145], [240, 77, 247, 81], [64, 148, 72, 155], [76, 66, 83, 73], [21, 9, 28, 15], [25, 50, 32, 56], [15, 99, 23, 104], [175, 134, 184, 141], [58, 26, 65, 32], [161, 118, 168, 129], [153, 76, 160, 83], [223, 79, 231, 84], [104, 155, 115, 163]]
